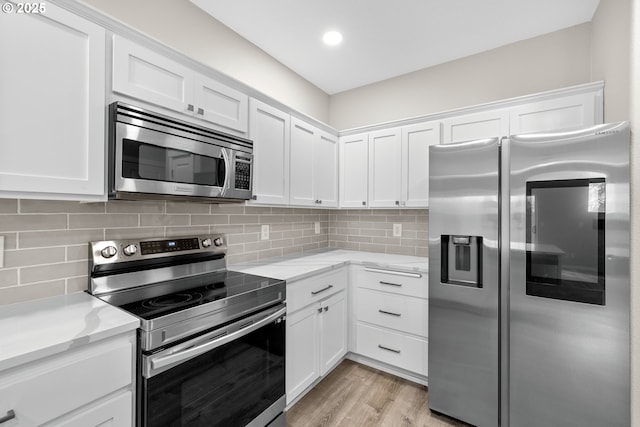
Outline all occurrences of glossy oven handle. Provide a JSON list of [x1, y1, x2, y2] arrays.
[[146, 306, 286, 378]]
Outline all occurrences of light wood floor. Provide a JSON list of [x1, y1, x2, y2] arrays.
[[286, 360, 467, 427]]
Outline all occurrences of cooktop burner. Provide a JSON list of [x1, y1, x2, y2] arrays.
[[110, 270, 282, 320]]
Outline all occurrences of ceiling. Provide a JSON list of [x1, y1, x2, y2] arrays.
[[190, 0, 600, 95]]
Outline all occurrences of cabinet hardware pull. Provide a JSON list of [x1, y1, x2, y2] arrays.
[[197, 107, 204, 115], [251, 195, 257, 200], [378, 309, 401, 317], [311, 284, 333, 295], [365, 267, 422, 278], [324, 306, 329, 312], [362, 201, 366, 205], [395, 200, 400, 205], [379, 281, 402, 287], [187, 104, 195, 112], [378, 345, 401, 354], [0, 410, 15, 424], [317, 307, 323, 313]]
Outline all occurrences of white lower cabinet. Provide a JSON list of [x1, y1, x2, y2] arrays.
[[286, 268, 347, 404], [352, 266, 428, 378], [0, 333, 135, 426]]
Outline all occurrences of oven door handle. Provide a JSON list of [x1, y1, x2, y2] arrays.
[[146, 306, 286, 378]]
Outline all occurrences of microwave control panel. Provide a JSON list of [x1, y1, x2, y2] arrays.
[[235, 161, 251, 190]]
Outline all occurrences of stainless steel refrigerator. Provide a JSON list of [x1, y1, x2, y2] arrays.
[[427, 122, 630, 427]]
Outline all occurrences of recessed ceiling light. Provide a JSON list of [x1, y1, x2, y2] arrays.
[[323, 31, 343, 46]]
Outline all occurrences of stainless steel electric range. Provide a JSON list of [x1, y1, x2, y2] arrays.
[[88, 234, 286, 427]]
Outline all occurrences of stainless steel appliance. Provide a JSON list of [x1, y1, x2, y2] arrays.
[[88, 234, 286, 427], [109, 102, 253, 202], [428, 122, 630, 427]]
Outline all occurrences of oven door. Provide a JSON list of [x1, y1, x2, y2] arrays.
[[113, 121, 231, 199], [140, 305, 286, 427]]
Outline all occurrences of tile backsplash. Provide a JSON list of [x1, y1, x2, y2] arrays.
[[328, 209, 428, 257], [0, 199, 428, 306]]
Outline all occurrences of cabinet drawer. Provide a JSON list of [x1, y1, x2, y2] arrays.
[[356, 288, 427, 337], [287, 268, 347, 313], [356, 266, 427, 298], [356, 323, 427, 376], [0, 335, 133, 426]]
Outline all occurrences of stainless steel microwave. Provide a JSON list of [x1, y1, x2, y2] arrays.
[[108, 102, 253, 203]]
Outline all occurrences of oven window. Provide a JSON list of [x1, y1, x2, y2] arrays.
[[142, 318, 285, 427], [525, 178, 605, 305], [122, 139, 226, 186]]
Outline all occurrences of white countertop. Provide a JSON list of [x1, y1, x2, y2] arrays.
[[0, 292, 139, 371], [229, 249, 428, 282]]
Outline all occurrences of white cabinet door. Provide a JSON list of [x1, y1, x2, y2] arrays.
[[368, 128, 402, 208], [401, 121, 441, 207], [112, 35, 192, 114], [339, 133, 369, 208], [289, 117, 316, 206], [112, 35, 248, 133], [319, 291, 347, 375], [314, 131, 338, 208], [509, 91, 602, 135], [249, 99, 290, 205], [286, 304, 320, 403], [0, 2, 106, 200], [56, 391, 132, 427], [193, 73, 248, 133], [442, 109, 509, 144]]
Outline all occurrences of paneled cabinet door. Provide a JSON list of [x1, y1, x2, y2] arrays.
[[319, 291, 347, 375], [442, 109, 509, 144], [192, 73, 248, 133], [401, 121, 441, 207], [509, 91, 602, 135], [314, 131, 338, 208], [112, 35, 248, 133], [286, 304, 320, 404], [0, 2, 106, 200], [289, 117, 316, 206], [249, 99, 290, 205], [368, 127, 402, 208], [339, 133, 369, 208]]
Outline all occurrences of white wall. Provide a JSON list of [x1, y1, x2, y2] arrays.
[[329, 23, 592, 130], [80, 0, 331, 123]]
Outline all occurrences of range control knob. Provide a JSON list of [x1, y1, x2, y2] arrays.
[[201, 238, 212, 248], [101, 246, 117, 259], [213, 237, 224, 247], [123, 244, 138, 256]]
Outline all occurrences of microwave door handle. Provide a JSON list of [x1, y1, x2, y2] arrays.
[[146, 307, 286, 377]]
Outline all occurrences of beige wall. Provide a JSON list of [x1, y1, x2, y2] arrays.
[[329, 24, 592, 130], [591, 0, 631, 122], [80, 0, 331, 123]]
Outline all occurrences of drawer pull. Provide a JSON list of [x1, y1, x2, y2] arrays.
[[0, 410, 15, 424], [378, 345, 401, 354], [311, 284, 333, 295], [379, 281, 402, 287], [365, 267, 422, 278], [378, 309, 401, 317]]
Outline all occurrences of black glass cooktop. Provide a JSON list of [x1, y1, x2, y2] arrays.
[[107, 270, 284, 320]]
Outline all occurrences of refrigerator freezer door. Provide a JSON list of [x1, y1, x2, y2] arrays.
[[508, 122, 630, 427], [428, 138, 500, 427]]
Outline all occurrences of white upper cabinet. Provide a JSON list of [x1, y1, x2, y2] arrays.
[[442, 109, 510, 144], [290, 117, 338, 207], [509, 91, 603, 135], [402, 121, 441, 207], [339, 133, 369, 208], [112, 35, 248, 133], [313, 131, 339, 208], [368, 128, 402, 208], [0, 2, 106, 201], [249, 98, 290, 205]]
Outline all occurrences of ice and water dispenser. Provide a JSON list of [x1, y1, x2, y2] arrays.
[[440, 235, 483, 287]]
